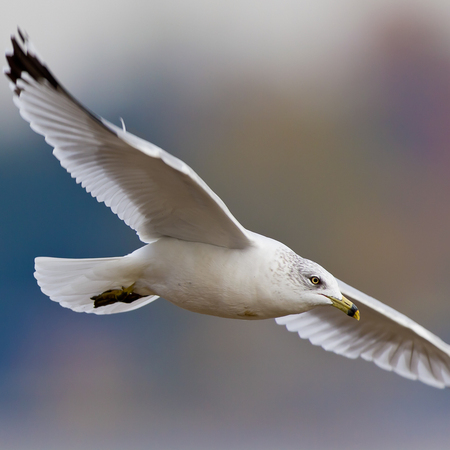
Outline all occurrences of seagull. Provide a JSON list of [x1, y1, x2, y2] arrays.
[[5, 30, 450, 388]]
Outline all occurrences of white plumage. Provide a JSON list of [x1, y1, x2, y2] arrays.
[[5, 30, 450, 388], [277, 280, 450, 388], [35, 256, 159, 314]]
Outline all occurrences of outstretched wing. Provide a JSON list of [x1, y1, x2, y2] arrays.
[[276, 279, 450, 388], [4, 30, 252, 249]]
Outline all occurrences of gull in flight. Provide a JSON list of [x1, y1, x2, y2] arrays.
[[5, 30, 450, 388]]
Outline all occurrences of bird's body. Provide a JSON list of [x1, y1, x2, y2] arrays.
[[5, 29, 450, 388], [128, 233, 338, 319], [132, 235, 286, 320], [37, 232, 335, 320]]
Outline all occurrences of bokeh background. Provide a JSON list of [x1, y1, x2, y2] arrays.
[[2, 1, 450, 449]]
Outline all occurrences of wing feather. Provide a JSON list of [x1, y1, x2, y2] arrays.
[[5, 31, 252, 249], [276, 279, 450, 388]]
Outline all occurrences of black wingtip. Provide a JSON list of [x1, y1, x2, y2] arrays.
[[5, 30, 60, 92], [17, 27, 26, 44], [4, 28, 115, 133]]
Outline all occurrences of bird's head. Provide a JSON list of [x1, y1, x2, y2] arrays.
[[297, 259, 360, 320]]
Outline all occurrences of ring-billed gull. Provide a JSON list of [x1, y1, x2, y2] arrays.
[[5, 30, 450, 388]]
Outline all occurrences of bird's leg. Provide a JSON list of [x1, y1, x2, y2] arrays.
[[91, 283, 144, 308]]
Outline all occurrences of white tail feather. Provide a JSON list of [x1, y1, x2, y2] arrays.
[[34, 256, 159, 314]]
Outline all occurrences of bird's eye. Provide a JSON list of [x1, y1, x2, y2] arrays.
[[310, 276, 321, 285]]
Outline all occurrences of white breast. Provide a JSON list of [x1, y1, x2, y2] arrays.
[[131, 233, 307, 319]]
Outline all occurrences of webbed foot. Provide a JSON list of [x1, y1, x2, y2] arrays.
[[91, 283, 144, 308]]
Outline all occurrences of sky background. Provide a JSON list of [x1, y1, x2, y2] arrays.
[[2, 1, 450, 449]]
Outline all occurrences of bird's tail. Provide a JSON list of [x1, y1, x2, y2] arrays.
[[34, 256, 159, 314]]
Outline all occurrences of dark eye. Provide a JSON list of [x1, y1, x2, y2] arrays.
[[310, 276, 321, 285]]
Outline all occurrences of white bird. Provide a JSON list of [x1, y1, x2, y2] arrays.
[[5, 30, 450, 388]]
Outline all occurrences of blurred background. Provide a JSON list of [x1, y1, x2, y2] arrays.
[[2, 1, 450, 449]]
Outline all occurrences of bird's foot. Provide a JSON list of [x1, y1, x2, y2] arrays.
[[91, 283, 144, 308]]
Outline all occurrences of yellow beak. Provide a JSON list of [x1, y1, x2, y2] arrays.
[[326, 294, 360, 320]]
